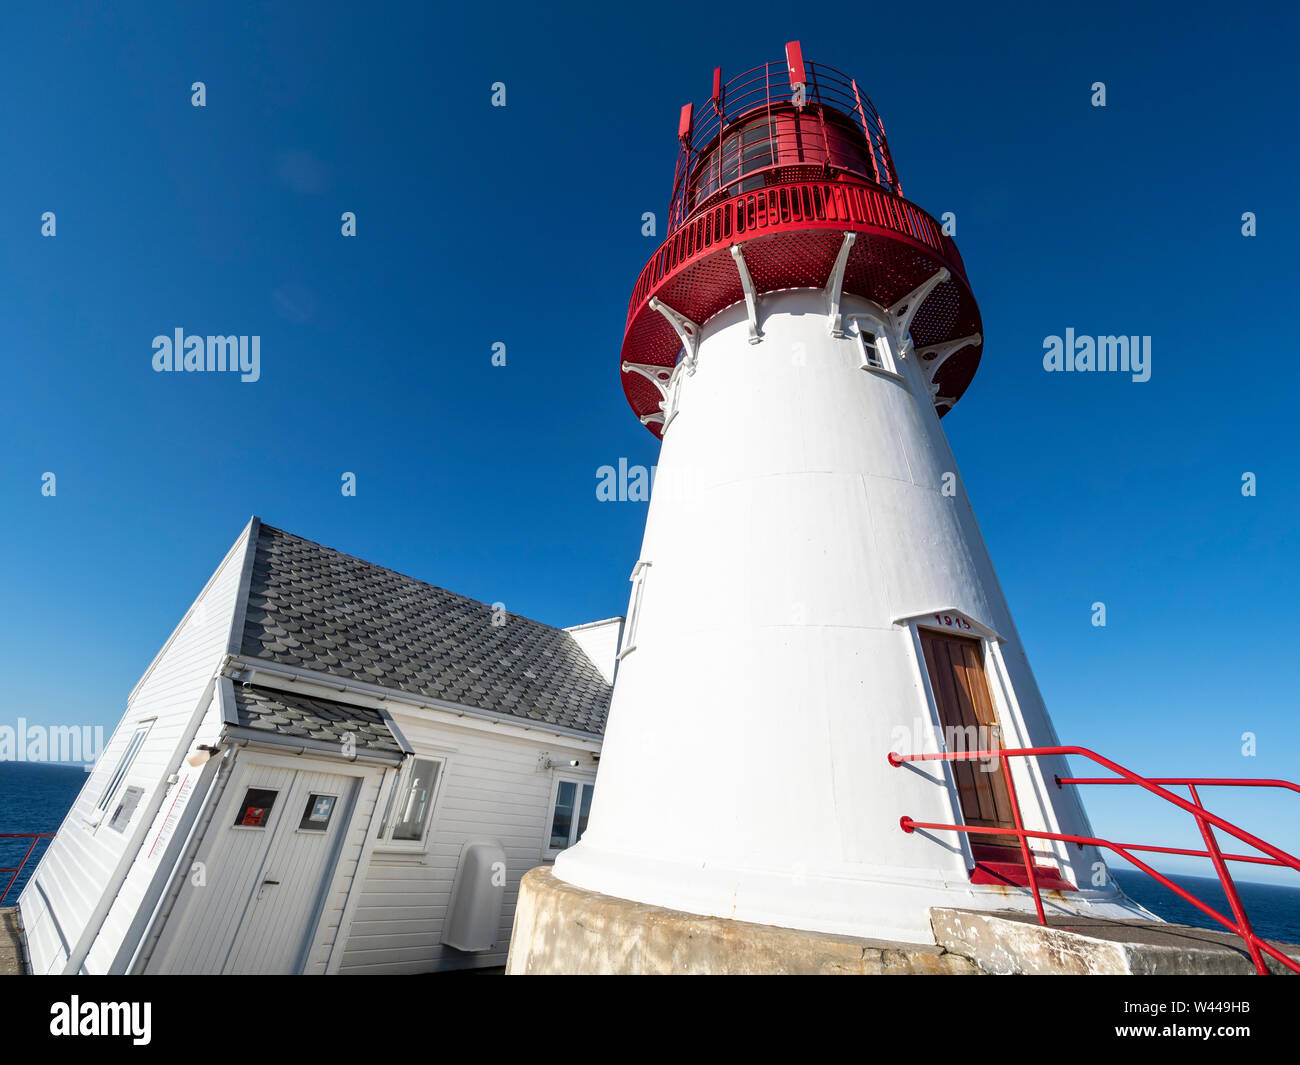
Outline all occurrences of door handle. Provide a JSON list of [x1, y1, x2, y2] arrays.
[[262, 879, 280, 886], [256, 878, 280, 901]]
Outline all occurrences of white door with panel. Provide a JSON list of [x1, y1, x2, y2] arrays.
[[153, 758, 361, 974]]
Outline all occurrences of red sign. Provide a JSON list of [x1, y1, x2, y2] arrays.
[[241, 806, 267, 827]]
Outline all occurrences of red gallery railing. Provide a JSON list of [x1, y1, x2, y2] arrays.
[[628, 178, 967, 327], [887, 745, 1300, 975], [0, 833, 55, 906]]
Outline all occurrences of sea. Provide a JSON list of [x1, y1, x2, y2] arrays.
[[2, 761, 1298, 945]]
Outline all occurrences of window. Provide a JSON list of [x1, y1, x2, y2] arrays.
[[617, 561, 650, 660], [378, 758, 443, 846], [95, 723, 152, 813], [848, 317, 898, 376], [691, 116, 778, 203], [298, 793, 338, 832], [108, 786, 144, 833], [663, 364, 684, 430], [547, 778, 594, 854], [234, 787, 279, 827]]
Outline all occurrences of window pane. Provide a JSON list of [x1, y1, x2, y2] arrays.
[[576, 784, 594, 843], [550, 780, 576, 849], [299, 793, 337, 832], [235, 787, 279, 828], [97, 726, 150, 811], [392, 759, 440, 841], [858, 328, 884, 369]]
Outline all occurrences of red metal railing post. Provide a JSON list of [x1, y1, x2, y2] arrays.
[[850, 78, 881, 187], [890, 748, 1300, 973], [999, 750, 1045, 924], [1188, 784, 1268, 974], [0, 833, 55, 905]]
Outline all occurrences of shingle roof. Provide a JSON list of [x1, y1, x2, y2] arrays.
[[231, 684, 403, 757], [239, 523, 612, 736]]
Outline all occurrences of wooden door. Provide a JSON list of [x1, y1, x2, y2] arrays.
[[918, 629, 1019, 854]]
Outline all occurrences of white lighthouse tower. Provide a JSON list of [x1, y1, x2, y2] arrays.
[[519, 42, 1153, 968]]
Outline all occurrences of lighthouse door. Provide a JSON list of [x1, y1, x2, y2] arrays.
[[918, 630, 1020, 855]]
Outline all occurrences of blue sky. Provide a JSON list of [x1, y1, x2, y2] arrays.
[[2, 2, 1297, 881]]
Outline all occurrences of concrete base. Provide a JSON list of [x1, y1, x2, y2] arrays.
[[931, 908, 1300, 975], [0, 908, 27, 976], [508, 868, 1300, 976], [507, 867, 978, 974]]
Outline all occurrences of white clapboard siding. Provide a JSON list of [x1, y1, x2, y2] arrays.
[[18, 521, 254, 975], [565, 617, 624, 684], [337, 712, 595, 974], [83, 691, 228, 973]]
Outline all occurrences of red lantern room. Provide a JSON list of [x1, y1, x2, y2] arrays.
[[620, 41, 983, 437]]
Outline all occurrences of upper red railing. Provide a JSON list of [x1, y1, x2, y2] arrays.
[[668, 53, 902, 234], [0, 833, 55, 905], [887, 745, 1300, 975], [628, 178, 966, 330]]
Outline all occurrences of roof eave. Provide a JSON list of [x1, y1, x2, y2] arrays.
[[220, 724, 405, 766], [223, 656, 605, 750]]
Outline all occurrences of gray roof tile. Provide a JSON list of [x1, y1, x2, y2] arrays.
[[232, 684, 403, 755], [240, 524, 612, 736]]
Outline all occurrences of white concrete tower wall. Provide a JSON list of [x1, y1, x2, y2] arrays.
[[554, 288, 1149, 943]]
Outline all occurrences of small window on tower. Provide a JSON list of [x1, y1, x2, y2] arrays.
[[617, 561, 650, 660], [848, 318, 898, 376], [663, 364, 684, 429]]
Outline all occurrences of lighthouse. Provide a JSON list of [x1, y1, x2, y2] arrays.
[[516, 42, 1153, 969]]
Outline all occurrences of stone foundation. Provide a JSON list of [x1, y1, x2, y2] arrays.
[[507, 868, 1300, 976], [506, 866, 978, 974], [930, 908, 1300, 975]]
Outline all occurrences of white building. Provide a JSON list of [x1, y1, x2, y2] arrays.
[[18, 517, 619, 974]]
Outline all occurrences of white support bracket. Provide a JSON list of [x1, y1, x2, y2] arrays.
[[620, 360, 675, 401], [885, 267, 950, 348], [823, 231, 857, 337], [729, 243, 762, 343], [622, 359, 686, 432], [917, 332, 981, 388], [932, 394, 957, 412], [648, 297, 701, 374]]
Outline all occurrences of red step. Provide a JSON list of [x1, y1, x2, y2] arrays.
[[970, 857, 1077, 892]]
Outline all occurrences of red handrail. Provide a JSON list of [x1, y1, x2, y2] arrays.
[[0, 833, 55, 905], [888, 746, 1300, 975]]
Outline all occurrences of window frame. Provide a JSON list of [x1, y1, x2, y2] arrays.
[[374, 755, 447, 853], [297, 792, 340, 833], [91, 720, 154, 824], [663, 363, 685, 430], [543, 773, 596, 861], [846, 315, 900, 378], [616, 560, 650, 660], [107, 785, 145, 834]]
